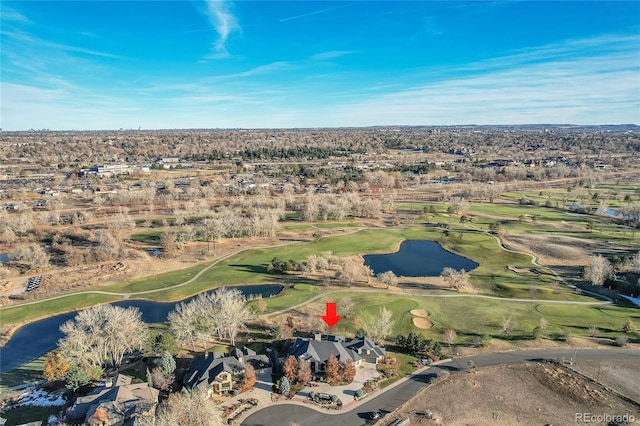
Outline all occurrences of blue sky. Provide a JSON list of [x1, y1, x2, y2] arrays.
[[1, 1, 639, 130]]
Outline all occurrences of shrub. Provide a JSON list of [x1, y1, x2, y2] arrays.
[[615, 335, 629, 347], [532, 326, 542, 340]]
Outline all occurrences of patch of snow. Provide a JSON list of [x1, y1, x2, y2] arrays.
[[621, 295, 640, 307], [15, 387, 65, 407]]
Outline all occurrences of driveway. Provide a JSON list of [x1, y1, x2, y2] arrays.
[[241, 348, 640, 426], [225, 363, 380, 422]]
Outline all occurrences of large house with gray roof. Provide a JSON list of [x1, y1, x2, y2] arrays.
[[183, 347, 270, 395], [287, 334, 385, 374], [65, 374, 158, 425]]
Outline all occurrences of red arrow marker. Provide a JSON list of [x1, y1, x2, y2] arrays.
[[321, 302, 342, 328]]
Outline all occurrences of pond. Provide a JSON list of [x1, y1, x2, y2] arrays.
[[0, 284, 282, 373], [363, 240, 478, 277]]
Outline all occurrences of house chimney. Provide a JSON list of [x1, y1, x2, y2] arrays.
[[314, 332, 322, 341]]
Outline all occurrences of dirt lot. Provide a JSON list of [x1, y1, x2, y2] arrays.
[[570, 359, 640, 405], [396, 363, 639, 425]]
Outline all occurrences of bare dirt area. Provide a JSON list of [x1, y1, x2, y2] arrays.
[[500, 233, 600, 266], [570, 359, 640, 405], [397, 363, 640, 425]]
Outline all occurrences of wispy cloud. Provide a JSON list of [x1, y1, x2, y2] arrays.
[[310, 50, 354, 61], [200, 0, 240, 57], [1, 4, 31, 24], [326, 33, 640, 126], [3, 29, 124, 60], [279, 5, 347, 23]]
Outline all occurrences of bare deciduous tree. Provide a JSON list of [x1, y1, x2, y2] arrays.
[[168, 301, 200, 351], [151, 367, 174, 391], [11, 244, 50, 271], [538, 317, 548, 331], [168, 287, 253, 348], [58, 304, 148, 369], [498, 316, 515, 336], [441, 267, 470, 291], [340, 297, 355, 317], [154, 388, 224, 426], [377, 270, 398, 288], [361, 306, 394, 344], [583, 255, 613, 286], [449, 197, 468, 214], [443, 328, 457, 351]]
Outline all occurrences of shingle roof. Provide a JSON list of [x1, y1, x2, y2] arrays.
[[288, 337, 366, 364], [184, 353, 245, 389], [345, 336, 386, 358], [66, 375, 158, 424]]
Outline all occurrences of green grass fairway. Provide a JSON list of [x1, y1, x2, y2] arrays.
[[1, 226, 602, 325], [252, 283, 321, 313], [307, 292, 640, 343], [0, 293, 122, 325], [103, 261, 212, 294], [468, 203, 639, 246]]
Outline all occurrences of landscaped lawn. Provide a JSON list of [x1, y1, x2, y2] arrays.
[[378, 350, 419, 389], [0, 357, 45, 395], [1, 405, 62, 426]]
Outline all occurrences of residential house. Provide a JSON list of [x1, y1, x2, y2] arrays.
[[287, 334, 385, 374], [183, 347, 270, 396], [65, 374, 158, 425]]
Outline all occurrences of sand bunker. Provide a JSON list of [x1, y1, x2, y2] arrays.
[[410, 309, 431, 317], [412, 318, 434, 329]]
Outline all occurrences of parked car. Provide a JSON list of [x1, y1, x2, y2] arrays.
[[369, 411, 382, 420]]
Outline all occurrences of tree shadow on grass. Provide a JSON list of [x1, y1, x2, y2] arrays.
[[228, 264, 269, 274]]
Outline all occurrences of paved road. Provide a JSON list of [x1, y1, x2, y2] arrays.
[[241, 348, 640, 426]]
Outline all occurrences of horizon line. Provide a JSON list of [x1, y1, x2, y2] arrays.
[[2, 123, 639, 133]]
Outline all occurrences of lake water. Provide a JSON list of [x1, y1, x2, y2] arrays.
[[363, 240, 478, 277], [0, 284, 282, 373]]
